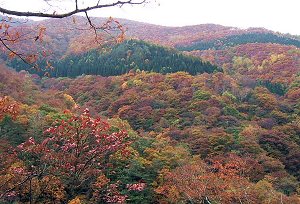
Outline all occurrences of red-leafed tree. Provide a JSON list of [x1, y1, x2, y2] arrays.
[[0, 108, 130, 203]]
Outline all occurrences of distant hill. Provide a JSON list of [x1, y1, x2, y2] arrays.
[[1, 16, 300, 204], [187, 43, 300, 95], [177, 33, 300, 51], [2, 15, 291, 58], [2, 15, 300, 80]]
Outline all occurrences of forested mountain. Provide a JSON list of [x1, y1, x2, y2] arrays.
[[187, 43, 300, 93], [0, 65, 300, 203], [1, 15, 300, 204], [178, 32, 300, 51], [2, 15, 300, 59], [9, 40, 220, 77], [5, 16, 300, 80]]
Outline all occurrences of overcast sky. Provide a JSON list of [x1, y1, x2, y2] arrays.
[[2, 0, 300, 35]]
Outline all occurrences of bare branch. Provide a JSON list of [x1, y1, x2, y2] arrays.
[[0, 37, 41, 71], [0, 173, 39, 199], [0, 0, 147, 19], [0, 37, 26, 63], [84, 11, 100, 43], [75, 0, 78, 10]]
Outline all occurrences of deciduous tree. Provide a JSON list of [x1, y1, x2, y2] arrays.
[[0, 108, 130, 203]]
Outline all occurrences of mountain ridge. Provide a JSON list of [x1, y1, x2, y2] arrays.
[[1, 15, 287, 57]]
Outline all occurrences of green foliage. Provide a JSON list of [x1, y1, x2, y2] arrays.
[[223, 105, 241, 117], [10, 40, 221, 77], [222, 91, 237, 102], [258, 80, 287, 96], [0, 116, 25, 146], [193, 90, 211, 101], [39, 104, 58, 115], [178, 33, 300, 51]]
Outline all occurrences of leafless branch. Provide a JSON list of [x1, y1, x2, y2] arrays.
[[84, 11, 101, 43], [0, 173, 39, 199], [75, 0, 78, 10], [0, 38, 26, 63], [0, 0, 147, 19]]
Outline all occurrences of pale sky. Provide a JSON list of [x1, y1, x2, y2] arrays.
[[1, 0, 300, 35]]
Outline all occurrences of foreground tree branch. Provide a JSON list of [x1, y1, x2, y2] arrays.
[[0, 0, 149, 74], [0, 0, 147, 18]]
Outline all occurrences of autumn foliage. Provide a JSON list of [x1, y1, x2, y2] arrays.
[[0, 108, 135, 203], [0, 16, 300, 203]]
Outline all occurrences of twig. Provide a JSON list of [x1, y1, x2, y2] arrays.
[[0, 0, 147, 19]]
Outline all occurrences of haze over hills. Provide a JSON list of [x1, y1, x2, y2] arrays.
[[3, 15, 300, 58]]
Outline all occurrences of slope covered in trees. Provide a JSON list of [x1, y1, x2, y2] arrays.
[[9, 40, 220, 77], [1, 15, 300, 203], [0, 15, 289, 59], [1, 66, 299, 203], [188, 43, 300, 95], [178, 33, 300, 51]]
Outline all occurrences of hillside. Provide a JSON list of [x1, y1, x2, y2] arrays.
[[9, 40, 220, 77], [187, 43, 300, 89], [0, 66, 299, 203], [178, 32, 300, 51], [1, 15, 300, 204], [1, 15, 299, 82], [3, 15, 299, 59]]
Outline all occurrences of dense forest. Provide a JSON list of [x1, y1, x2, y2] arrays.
[[188, 43, 300, 86], [9, 40, 220, 77], [0, 14, 300, 204], [1, 63, 300, 203], [178, 33, 300, 51]]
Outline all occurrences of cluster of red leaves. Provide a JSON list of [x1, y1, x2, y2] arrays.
[[126, 182, 147, 191], [0, 108, 131, 203], [18, 108, 129, 180], [105, 183, 128, 203]]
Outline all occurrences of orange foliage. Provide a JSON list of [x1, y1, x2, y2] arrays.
[[0, 96, 19, 120]]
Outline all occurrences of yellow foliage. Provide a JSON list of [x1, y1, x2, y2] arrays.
[[270, 53, 285, 64], [232, 56, 254, 72], [137, 156, 152, 166], [68, 197, 81, 204], [254, 87, 277, 110], [253, 179, 279, 204], [9, 161, 24, 170], [17, 115, 29, 125], [93, 174, 110, 189], [63, 93, 77, 109], [20, 104, 39, 115], [133, 79, 143, 86], [40, 176, 66, 202], [240, 125, 260, 139], [143, 135, 190, 168], [111, 146, 139, 161]]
